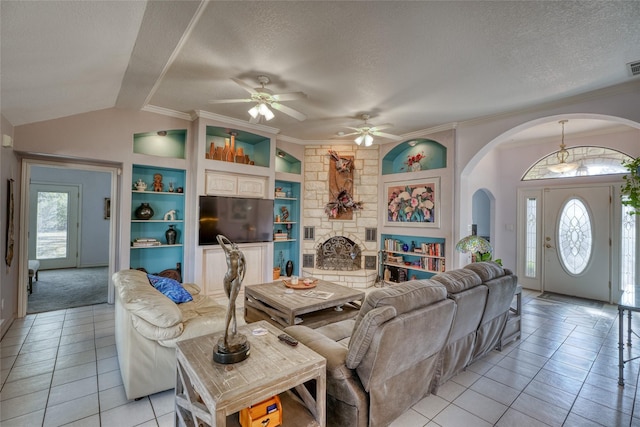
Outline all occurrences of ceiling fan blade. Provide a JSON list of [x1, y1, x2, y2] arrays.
[[271, 102, 307, 121], [231, 77, 258, 94], [248, 115, 260, 124], [369, 123, 393, 132], [208, 98, 253, 104], [338, 131, 360, 137], [372, 131, 403, 141], [273, 91, 307, 102], [344, 126, 364, 132]]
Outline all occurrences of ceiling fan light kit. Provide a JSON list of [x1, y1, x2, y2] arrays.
[[343, 114, 403, 147], [210, 75, 306, 123]]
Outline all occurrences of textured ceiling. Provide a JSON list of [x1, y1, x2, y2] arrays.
[[2, 1, 640, 143]]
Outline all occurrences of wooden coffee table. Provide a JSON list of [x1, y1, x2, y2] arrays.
[[175, 320, 326, 426], [244, 279, 365, 329]]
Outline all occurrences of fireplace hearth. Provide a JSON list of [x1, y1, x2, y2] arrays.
[[316, 236, 361, 271]]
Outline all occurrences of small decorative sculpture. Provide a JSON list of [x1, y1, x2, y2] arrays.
[[153, 173, 163, 192], [163, 209, 176, 221], [213, 235, 250, 364], [328, 150, 354, 173], [280, 206, 289, 222], [135, 179, 147, 191]]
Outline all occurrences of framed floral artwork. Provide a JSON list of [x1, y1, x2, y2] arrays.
[[385, 177, 440, 227]]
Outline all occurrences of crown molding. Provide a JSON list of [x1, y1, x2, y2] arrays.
[[192, 110, 281, 134], [142, 105, 193, 121]]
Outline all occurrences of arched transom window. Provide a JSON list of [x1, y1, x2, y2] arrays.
[[522, 146, 632, 180]]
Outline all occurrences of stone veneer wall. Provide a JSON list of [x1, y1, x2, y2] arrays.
[[302, 145, 380, 288]]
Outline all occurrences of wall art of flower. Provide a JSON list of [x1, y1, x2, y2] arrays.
[[385, 178, 440, 227]]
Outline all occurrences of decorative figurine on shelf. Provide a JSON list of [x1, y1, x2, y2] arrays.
[[153, 173, 163, 192], [280, 206, 289, 222], [134, 179, 147, 191], [168, 181, 174, 192], [165, 225, 177, 245], [134, 203, 154, 220], [163, 209, 176, 221], [213, 235, 250, 364]]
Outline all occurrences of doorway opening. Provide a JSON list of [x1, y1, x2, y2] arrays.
[[19, 159, 119, 317]]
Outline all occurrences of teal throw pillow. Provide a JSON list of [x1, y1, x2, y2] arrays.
[[147, 274, 193, 303]]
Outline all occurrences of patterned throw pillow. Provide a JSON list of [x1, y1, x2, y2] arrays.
[[147, 274, 193, 304]]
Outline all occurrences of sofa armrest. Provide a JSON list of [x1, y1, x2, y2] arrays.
[[285, 325, 353, 381]]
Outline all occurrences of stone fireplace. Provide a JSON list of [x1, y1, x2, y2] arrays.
[[301, 145, 380, 288], [316, 236, 362, 271]]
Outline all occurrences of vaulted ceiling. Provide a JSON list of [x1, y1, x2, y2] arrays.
[[2, 1, 639, 143]]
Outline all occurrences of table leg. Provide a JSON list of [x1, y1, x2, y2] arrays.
[[619, 306, 625, 386], [628, 309, 633, 347]]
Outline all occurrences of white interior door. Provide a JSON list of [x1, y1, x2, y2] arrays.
[[29, 183, 80, 270], [543, 185, 611, 301]]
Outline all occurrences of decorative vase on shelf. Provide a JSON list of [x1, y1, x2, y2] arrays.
[[165, 225, 177, 245], [285, 260, 294, 277], [411, 162, 422, 172], [134, 203, 154, 220]]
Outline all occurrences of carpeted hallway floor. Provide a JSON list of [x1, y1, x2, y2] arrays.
[[27, 266, 108, 314]]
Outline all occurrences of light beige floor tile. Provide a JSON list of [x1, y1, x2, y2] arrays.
[[48, 376, 98, 407], [98, 369, 123, 391], [0, 389, 48, 421], [55, 348, 96, 370], [61, 322, 94, 336], [578, 382, 635, 415], [453, 389, 508, 424], [19, 336, 60, 353], [496, 407, 552, 426], [0, 409, 45, 427], [0, 334, 27, 347], [59, 330, 95, 346], [25, 328, 62, 342], [43, 393, 99, 427], [57, 339, 95, 356], [96, 344, 117, 360], [434, 378, 466, 402], [100, 397, 155, 427], [563, 412, 604, 427], [533, 368, 583, 395], [543, 358, 589, 382], [496, 355, 541, 379], [0, 354, 16, 370], [61, 414, 101, 426], [389, 408, 430, 427], [150, 388, 176, 417], [469, 376, 520, 406], [571, 396, 631, 426], [97, 355, 119, 374], [511, 392, 568, 426], [157, 412, 175, 427], [99, 384, 130, 412], [432, 404, 492, 427], [51, 360, 96, 387], [522, 379, 576, 410], [95, 335, 116, 348], [411, 394, 449, 419], [0, 344, 21, 358], [13, 346, 57, 367], [449, 369, 481, 388], [483, 365, 531, 391], [0, 371, 53, 401], [6, 357, 55, 382]]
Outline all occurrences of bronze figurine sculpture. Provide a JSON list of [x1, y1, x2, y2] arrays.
[[213, 234, 250, 363]]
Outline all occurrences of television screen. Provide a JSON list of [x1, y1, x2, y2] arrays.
[[199, 195, 274, 245]]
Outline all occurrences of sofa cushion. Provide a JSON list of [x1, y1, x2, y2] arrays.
[[114, 270, 183, 328], [431, 269, 482, 294], [147, 274, 193, 303], [131, 314, 184, 341], [464, 261, 505, 282], [347, 305, 396, 369], [354, 280, 447, 332]]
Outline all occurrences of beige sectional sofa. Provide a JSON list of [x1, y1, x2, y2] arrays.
[[285, 261, 517, 427], [113, 269, 236, 400]]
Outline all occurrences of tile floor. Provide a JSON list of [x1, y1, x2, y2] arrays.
[[1, 290, 640, 426]]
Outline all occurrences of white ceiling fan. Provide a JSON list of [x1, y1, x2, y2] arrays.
[[341, 114, 403, 146], [209, 75, 307, 123]]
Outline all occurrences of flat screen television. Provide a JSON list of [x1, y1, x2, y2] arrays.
[[199, 195, 274, 245]]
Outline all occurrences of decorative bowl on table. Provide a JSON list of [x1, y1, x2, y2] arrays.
[[282, 278, 318, 289]]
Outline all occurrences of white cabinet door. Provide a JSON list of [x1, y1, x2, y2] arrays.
[[205, 172, 237, 195], [237, 176, 266, 198], [202, 243, 267, 297]]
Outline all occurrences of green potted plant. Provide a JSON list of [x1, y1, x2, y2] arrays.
[[621, 157, 640, 215]]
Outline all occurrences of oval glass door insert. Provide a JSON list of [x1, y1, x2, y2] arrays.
[[558, 197, 593, 275]]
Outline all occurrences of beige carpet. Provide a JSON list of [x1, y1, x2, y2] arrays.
[[27, 266, 108, 314]]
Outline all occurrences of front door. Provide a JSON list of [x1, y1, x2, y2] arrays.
[[543, 185, 611, 302], [29, 183, 80, 270]]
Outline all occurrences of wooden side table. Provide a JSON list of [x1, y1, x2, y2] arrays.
[[175, 320, 326, 427]]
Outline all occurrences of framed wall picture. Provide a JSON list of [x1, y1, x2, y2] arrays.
[[384, 177, 440, 228]]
